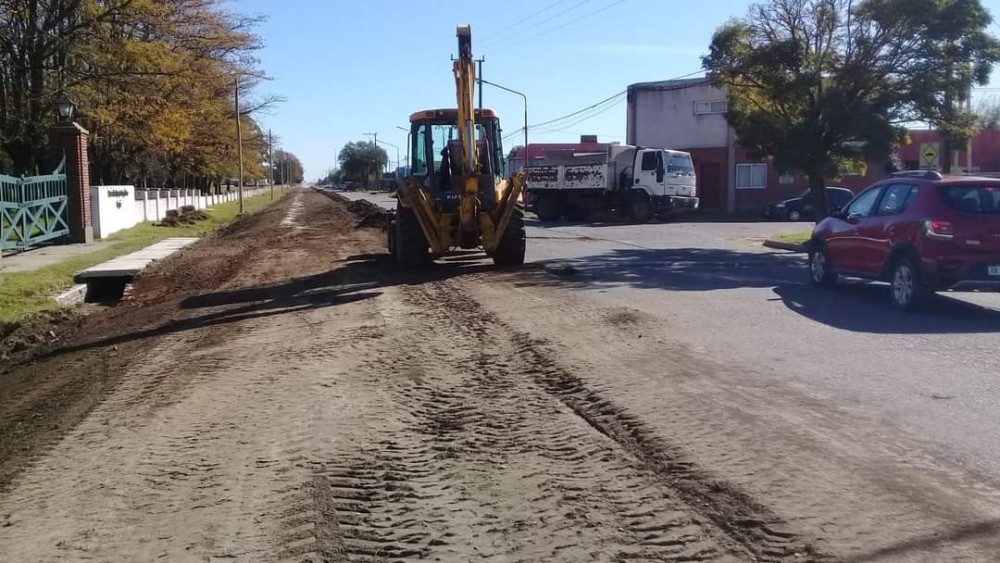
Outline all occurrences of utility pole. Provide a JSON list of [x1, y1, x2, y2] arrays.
[[268, 129, 274, 199], [967, 76, 974, 173], [364, 132, 379, 185], [235, 74, 245, 214], [476, 57, 485, 111]]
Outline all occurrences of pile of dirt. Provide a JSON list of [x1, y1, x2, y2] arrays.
[[157, 205, 210, 227], [324, 193, 389, 229], [0, 310, 81, 361]]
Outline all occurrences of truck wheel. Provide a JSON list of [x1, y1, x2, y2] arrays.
[[629, 193, 653, 223], [493, 204, 526, 267], [533, 195, 562, 222], [565, 205, 590, 222], [394, 205, 430, 269]]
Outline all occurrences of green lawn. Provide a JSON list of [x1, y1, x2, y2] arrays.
[[0, 192, 282, 323], [769, 230, 812, 246]]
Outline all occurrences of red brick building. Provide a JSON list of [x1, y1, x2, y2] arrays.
[[507, 138, 613, 173], [895, 128, 1000, 173]]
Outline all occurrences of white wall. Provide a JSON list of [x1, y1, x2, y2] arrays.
[[627, 78, 732, 149], [94, 186, 272, 239], [90, 185, 140, 239]]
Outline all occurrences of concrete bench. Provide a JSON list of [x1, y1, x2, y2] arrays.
[[73, 237, 199, 302]]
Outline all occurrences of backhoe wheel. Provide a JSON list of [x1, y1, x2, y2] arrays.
[[629, 192, 653, 223], [493, 204, 526, 267], [394, 205, 430, 269]]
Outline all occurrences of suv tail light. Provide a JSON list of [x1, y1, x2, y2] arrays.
[[921, 219, 954, 240]]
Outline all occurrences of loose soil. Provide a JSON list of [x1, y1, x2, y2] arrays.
[[1, 189, 999, 562]]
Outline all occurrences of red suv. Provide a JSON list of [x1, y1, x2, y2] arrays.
[[808, 170, 1000, 310]]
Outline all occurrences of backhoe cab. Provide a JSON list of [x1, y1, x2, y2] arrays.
[[388, 25, 526, 268]]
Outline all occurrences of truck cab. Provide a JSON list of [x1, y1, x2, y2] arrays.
[[624, 148, 698, 211]]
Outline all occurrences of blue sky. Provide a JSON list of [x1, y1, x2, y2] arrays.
[[231, 0, 1000, 181]]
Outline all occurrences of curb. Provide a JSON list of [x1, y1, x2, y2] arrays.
[[55, 284, 88, 306], [763, 239, 807, 253]]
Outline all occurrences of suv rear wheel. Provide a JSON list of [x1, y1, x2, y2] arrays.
[[808, 244, 836, 286], [889, 257, 931, 311]]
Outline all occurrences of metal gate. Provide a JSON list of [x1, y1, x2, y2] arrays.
[[1, 159, 69, 251]]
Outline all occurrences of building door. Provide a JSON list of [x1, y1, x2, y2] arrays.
[[698, 163, 723, 209]]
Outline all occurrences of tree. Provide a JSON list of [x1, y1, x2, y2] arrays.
[[703, 0, 1000, 219], [272, 149, 303, 184], [890, 0, 1000, 172], [975, 95, 1000, 129], [319, 167, 344, 185], [338, 141, 387, 188], [0, 0, 283, 191]]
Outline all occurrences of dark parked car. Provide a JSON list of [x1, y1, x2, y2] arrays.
[[763, 187, 855, 221], [807, 170, 1000, 310]]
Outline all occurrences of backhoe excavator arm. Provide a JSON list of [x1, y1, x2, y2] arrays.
[[453, 25, 480, 243]]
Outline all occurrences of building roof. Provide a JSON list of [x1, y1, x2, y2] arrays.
[[511, 142, 612, 160], [627, 76, 712, 92]]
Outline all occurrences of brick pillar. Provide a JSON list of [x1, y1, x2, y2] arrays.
[[48, 122, 93, 244]]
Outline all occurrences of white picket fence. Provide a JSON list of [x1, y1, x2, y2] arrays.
[[90, 185, 281, 239]]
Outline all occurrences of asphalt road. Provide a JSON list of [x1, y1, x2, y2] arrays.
[[342, 189, 1000, 483]]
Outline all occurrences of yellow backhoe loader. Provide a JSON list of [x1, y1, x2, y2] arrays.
[[387, 24, 527, 268]]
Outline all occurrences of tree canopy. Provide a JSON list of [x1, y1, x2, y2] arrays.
[[272, 149, 304, 184], [0, 0, 282, 190], [703, 0, 1000, 217], [337, 142, 388, 188]]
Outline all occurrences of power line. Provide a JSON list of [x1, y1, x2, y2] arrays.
[[500, 70, 705, 141], [531, 90, 627, 129], [478, 0, 571, 43], [488, 0, 630, 54], [480, 0, 595, 49]]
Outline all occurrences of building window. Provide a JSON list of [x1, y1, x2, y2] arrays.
[[736, 163, 767, 189], [694, 100, 728, 115]]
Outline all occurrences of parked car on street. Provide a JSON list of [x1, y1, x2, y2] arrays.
[[763, 187, 856, 221], [807, 170, 1000, 310]]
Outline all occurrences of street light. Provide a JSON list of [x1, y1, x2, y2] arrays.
[[396, 125, 411, 171], [377, 139, 400, 176], [479, 78, 527, 172], [55, 94, 76, 122]]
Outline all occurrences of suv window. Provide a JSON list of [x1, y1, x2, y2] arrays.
[[876, 184, 918, 216], [939, 185, 1000, 214], [845, 187, 882, 218]]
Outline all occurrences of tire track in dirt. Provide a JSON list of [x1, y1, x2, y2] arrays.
[[296, 278, 827, 562]]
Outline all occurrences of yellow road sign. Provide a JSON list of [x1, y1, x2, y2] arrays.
[[920, 143, 939, 167]]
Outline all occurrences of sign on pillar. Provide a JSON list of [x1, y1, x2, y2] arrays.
[[48, 122, 94, 244]]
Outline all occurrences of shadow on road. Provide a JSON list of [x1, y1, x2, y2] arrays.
[[773, 282, 1000, 334], [515, 247, 803, 292], [512, 246, 1000, 334], [841, 518, 1000, 562], [37, 254, 500, 361]]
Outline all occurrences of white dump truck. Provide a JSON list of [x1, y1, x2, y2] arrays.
[[525, 145, 698, 222]]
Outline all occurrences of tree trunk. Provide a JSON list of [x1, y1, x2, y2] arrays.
[[809, 172, 831, 222]]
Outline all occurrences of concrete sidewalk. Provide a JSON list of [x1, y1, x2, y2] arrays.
[[0, 241, 117, 274]]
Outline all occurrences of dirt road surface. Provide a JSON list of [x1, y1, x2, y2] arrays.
[[2, 190, 999, 562]]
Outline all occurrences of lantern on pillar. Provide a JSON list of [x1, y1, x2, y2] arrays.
[[55, 94, 77, 123]]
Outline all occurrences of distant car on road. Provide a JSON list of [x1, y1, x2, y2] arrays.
[[807, 170, 1000, 310], [763, 187, 856, 222]]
